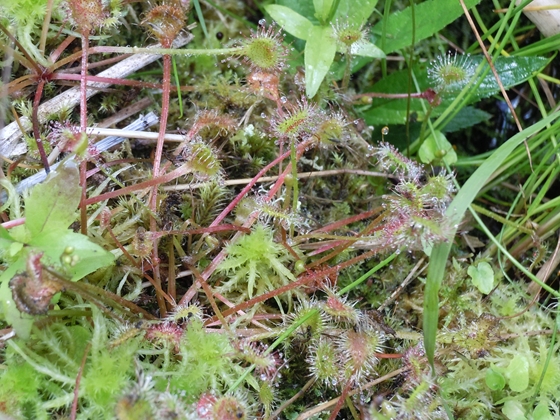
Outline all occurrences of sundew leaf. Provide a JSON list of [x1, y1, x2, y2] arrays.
[[265, 5, 314, 40], [24, 160, 81, 237], [362, 56, 549, 126], [373, 0, 482, 54], [305, 25, 337, 97]]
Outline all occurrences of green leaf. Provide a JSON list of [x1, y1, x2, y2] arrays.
[[418, 130, 457, 165], [442, 107, 491, 133], [277, 0, 317, 23], [362, 56, 548, 126], [505, 354, 529, 392], [0, 159, 114, 338], [265, 5, 314, 40], [313, 0, 334, 22], [373, 0, 482, 54], [485, 366, 505, 391], [467, 261, 494, 295], [30, 231, 114, 282], [533, 403, 554, 420], [350, 40, 385, 58], [333, 0, 378, 28], [24, 160, 80, 237], [471, 56, 549, 98], [0, 258, 33, 339], [305, 25, 337, 98], [0, 225, 15, 251], [502, 400, 527, 420], [423, 110, 560, 368]]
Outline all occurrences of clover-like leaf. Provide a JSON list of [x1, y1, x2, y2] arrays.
[[24, 159, 80, 236], [313, 0, 334, 22], [505, 354, 529, 392], [305, 25, 337, 98], [333, 0, 378, 28], [30, 231, 115, 281], [265, 4, 313, 40], [350, 40, 385, 58], [0, 159, 115, 339]]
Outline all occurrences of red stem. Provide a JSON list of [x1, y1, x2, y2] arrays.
[[328, 373, 355, 420], [203, 246, 382, 326], [49, 35, 76, 63], [150, 52, 173, 317], [208, 140, 313, 229], [179, 143, 311, 307], [83, 164, 192, 206]]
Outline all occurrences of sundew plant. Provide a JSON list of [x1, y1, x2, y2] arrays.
[[1, 0, 560, 418]]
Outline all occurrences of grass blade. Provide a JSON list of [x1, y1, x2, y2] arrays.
[[423, 110, 560, 369]]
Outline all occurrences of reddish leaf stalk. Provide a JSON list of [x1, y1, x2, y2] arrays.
[[179, 141, 313, 306], [209, 139, 314, 229], [79, 33, 89, 235], [83, 163, 193, 206], [187, 264, 229, 331], [328, 372, 356, 420], [203, 247, 382, 326], [167, 240, 176, 305], [150, 53, 173, 316]]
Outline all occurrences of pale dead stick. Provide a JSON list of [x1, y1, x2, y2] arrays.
[[0, 34, 192, 157]]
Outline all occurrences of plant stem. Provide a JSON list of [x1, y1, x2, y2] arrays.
[[79, 32, 90, 235], [341, 50, 352, 91], [290, 140, 299, 237], [84, 164, 193, 206], [90, 45, 242, 57], [150, 52, 173, 317]]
